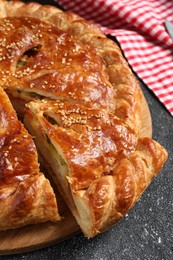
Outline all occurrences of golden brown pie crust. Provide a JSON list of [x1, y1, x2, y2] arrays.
[[0, 0, 168, 237], [0, 87, 60, 230]]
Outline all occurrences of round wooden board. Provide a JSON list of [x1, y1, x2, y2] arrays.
[[0, 93, 152, 255]]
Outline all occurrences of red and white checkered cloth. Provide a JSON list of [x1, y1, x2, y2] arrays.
[[56, 0, 173, 116]]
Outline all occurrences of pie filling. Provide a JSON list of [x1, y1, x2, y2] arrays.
[[17, 45, 42, 69]]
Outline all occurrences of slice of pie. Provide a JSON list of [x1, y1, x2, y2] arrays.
[[0, 86, 60, 231], [24, 99, 167, 237], [0, 0, 168, 237]]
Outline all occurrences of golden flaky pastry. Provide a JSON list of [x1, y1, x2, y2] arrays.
[[0, 87, 60, 230], [0, 0, 168, 237]]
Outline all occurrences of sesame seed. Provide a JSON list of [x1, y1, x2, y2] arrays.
[[30, 83, 34, 88], [61, 57, 66, 64], [4, 152, 8, 157]]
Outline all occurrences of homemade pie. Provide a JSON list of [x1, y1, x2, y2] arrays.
[[0, 0, 168, 237]]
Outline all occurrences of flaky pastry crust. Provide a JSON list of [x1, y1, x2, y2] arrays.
[[0, 0, 168, 237], [0, 87, 60, 230]]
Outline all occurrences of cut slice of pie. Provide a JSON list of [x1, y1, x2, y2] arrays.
[[24, 99, 168, 237], [0, 87, 60, 231]]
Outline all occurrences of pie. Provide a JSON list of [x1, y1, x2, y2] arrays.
[[0, 0, 168, 238]]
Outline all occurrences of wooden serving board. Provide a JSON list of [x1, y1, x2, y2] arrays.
[[0, 93, 152, 255]]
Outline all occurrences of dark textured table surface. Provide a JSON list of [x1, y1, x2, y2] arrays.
[[1, 1, 173, 259]]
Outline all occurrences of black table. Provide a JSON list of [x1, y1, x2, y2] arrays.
[[1, 1, 173, 259]]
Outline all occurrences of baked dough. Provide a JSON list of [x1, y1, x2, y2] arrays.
[[0, 0, 142, 134], [0, 15, 116, 119], [24, 99, 167, 237], [0, 87, 60, 230], [0, 0, 168, 237]]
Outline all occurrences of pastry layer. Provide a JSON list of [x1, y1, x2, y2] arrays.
[[0, 87, 60, 231]]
